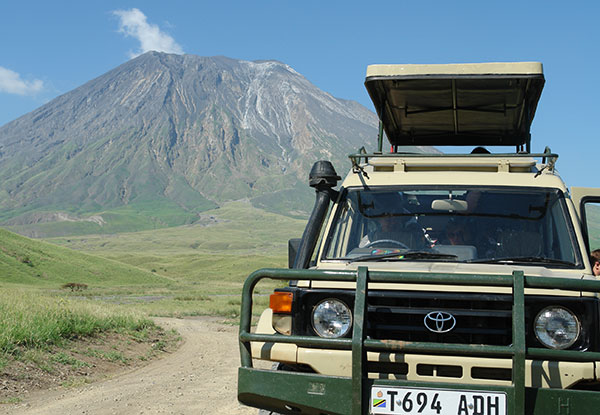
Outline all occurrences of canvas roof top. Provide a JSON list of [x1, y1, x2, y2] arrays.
[[364, 62, 545, 148]]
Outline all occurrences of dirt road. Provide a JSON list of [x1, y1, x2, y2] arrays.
[[3, 317, 258, 415]]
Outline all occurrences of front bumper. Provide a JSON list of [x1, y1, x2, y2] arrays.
[[239, 267, 600, 414], [239, 366, 600, 415]]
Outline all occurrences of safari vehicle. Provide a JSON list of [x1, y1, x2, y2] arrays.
[[238, 62, 600, 414]]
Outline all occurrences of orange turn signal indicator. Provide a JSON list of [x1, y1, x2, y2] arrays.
[[269, 292, 293, 313]]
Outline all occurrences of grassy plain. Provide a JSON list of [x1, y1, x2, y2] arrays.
[[0, 225, 171, 369], [3, 198, 217, 238], [2, 199, 306, 328], [0, 226, 168, 289], [46, 200, 307, 319], [0, 200, 304, 398], [1, 200, 306, 347]]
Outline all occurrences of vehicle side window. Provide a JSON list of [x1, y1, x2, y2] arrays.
[[582, 202, 600, 251]]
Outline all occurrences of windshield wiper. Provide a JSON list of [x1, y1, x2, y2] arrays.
[[468, 256, 576, 267], [348, 251, 458, 263]]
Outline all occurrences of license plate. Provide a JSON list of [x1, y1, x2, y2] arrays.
[[370, 386, 506, 415]]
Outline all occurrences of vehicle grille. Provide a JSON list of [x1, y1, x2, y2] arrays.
[[367, 291, 513, 346]]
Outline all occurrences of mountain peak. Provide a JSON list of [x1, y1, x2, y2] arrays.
[[0, 53, 410, 236]]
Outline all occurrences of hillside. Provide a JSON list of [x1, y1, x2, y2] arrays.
[[42, 201, 306, 318], [0, 52, 435, 237], [0, 226, 167, 288]]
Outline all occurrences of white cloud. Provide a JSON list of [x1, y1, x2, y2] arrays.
[[0, 66, 44, 96], [113, 8, 184, 58]]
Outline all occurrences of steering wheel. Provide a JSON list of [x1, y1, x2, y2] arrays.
[[364, 239, 409, 249]]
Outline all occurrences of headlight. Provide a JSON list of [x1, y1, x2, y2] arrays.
[[534, 306, 580, 349], [311, 299, 352, 338]]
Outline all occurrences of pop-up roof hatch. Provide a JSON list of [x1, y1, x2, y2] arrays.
[[364, 62, 545, 150]]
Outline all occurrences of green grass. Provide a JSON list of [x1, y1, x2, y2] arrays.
[[0, 201, 304, 321], [52, 352, 90, 368], [40, 201, 305, 317], [0, 226, 163, 353], [49, 200, 305, 256], [0, 287, 152, 354], [250, 183, 313, 218], [0, 200, 303, 395], [0, 226, 170, 289], [4, 198, 217, 238]]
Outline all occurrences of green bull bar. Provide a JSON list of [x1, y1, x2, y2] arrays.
[[239, 267, 600, 414]]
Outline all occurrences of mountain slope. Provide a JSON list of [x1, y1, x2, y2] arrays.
[[0, 226, 167, 287], [0, 52, 431, 236]]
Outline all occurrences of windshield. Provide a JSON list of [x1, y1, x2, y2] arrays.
[[323, 186, 582, 267]]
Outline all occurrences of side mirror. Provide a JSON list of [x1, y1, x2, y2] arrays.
[[431, 199, 468, 212]]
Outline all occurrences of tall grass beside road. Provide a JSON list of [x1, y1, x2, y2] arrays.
[[0, 287, 152, 354]]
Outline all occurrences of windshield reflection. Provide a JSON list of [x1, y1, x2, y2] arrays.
[[323, 187, 581, 267]]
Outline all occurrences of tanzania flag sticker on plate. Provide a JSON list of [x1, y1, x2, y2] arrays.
[[370, 386, 506, 415]]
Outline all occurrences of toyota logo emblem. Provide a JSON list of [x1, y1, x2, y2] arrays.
[[424, 311, 456, 333]]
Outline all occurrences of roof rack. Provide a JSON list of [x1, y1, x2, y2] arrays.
[[349, 147, 558, 175]]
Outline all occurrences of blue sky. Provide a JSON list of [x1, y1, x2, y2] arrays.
[[1, 1, 598, 187]]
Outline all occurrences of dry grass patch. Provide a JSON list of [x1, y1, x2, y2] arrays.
[[0, 325, 180, 403]]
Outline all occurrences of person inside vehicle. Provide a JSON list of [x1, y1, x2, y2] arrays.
[[590, 249, 600, 276], [461, 190, 500, 257], [358, 191, 427, 249], [444, 218, 474, 246]]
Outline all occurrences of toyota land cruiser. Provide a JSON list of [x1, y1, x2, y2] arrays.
[[238, 62, 600, 414]]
